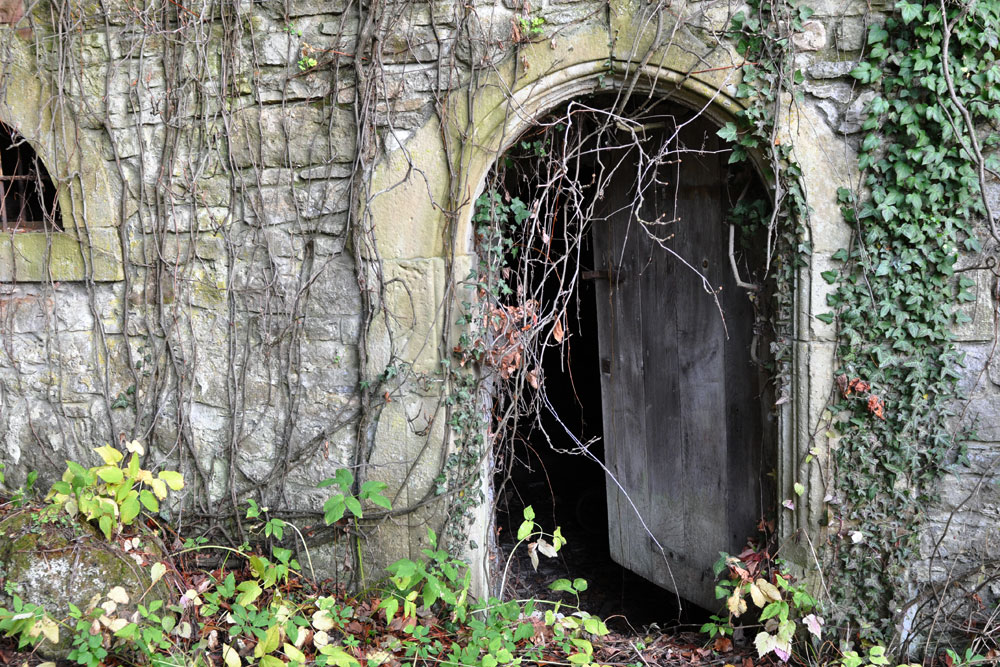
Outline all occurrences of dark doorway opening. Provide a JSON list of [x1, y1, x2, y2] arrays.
[[489, 95, 775, 631], [493, 233, 704, 629]]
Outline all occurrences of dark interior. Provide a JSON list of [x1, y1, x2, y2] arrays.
[[0, 122, 59, 232], [493, 243, 705, 629]]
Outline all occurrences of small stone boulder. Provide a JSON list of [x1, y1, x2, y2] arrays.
[[0, 508, 173, 659]]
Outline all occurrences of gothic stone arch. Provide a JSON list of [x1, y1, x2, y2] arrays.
[[366, 18, 857, 600]]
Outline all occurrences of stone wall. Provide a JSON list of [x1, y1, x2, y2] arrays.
[[0, 0, 999, 634]]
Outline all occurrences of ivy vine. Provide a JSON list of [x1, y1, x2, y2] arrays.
[[824, 0, 997, 646], [721, 0, 815, 402], [722, 0, 1000, 650]]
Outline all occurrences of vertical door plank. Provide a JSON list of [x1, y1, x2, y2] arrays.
[[592, 151, 650, 577], [672, 123, 729, 597], [640, 156, 684, 563]]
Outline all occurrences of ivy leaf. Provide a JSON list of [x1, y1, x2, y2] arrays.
[[717, 122, 739, 142], [815, 312, 835, 325], [898, 1, 922, 24], [867, 23, 889, 44]]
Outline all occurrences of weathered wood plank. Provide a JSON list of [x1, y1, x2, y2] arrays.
[[592, 152, 649, 574], [593, 115, 769, 609]]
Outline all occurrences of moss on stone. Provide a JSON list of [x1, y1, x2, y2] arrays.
[[0, 509, 173, 659]]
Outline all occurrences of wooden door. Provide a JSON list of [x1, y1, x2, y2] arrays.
[[592, 116, 768, 610]]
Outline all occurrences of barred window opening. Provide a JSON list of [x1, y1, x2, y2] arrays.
[[0, 122, 60, 232]]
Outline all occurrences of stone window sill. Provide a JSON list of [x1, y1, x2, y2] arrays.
[[0, 228, 123, 282]]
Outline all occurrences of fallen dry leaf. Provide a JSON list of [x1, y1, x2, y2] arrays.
[[727, 590, 747, 617]]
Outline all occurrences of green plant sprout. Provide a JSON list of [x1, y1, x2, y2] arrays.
[[517, 14, 546, 40], [317, 468, 391, 524], [498, 505, 566, 596]]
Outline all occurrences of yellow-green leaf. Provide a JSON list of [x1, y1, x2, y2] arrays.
[[254, 624, 281, 658], [517, 520, 533, 541], [139, 489, 159, 512], [756, 578, 782, 602], [157, 470, 184, 491], [94, 445, 124, 465], [222, 643, 241, 667], [98, 514, 114, 540], [127, 453, 140, 477], [149, 478, 168, 500], [120, 494, 141, 525], [36, 617, 60, 644], [96, 467, 124, 485], [319, 645, 361, 667], [150, 562, 167, 585], [727, 589, 747, 617], [749, 582, 767, 608], [283, 643, 306, 664], [236, 581, 262, 607]]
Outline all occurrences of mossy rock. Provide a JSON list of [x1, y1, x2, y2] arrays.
[[0, 508, 174, 658]]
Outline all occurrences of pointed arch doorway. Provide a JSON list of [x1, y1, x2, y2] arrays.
[[489, 95, 777, 612]]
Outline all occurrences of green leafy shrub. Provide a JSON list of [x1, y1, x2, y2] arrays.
[[45, 441, 184, 539]]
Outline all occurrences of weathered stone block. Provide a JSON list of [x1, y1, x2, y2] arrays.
[[0, 228, 123, 282], [228, 105, 357, 168], [835, 16, 866, 50], [839, 90, 875, 134], [0, 511, 172, 659], [807, 59, 856, 79], [792, 20, 827, 50]]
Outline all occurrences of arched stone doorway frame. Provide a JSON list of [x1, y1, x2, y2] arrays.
[[367, 27, 850, 598]]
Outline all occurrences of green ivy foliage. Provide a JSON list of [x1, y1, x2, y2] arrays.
[[721, 0, 998, 647], [721, 0, 814, 401], [825, 0, 997, 641]]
